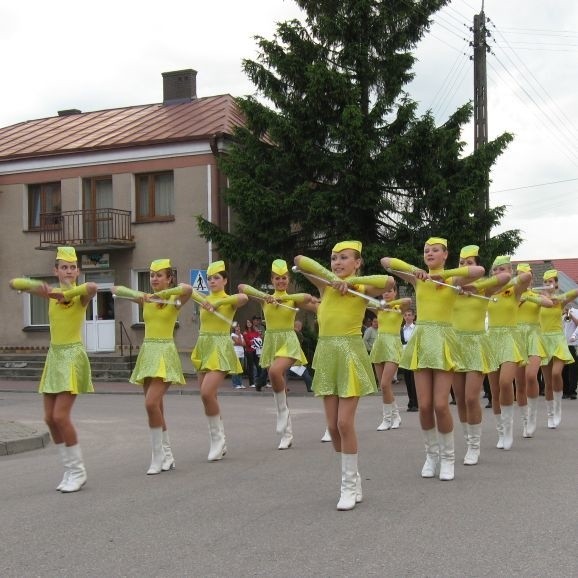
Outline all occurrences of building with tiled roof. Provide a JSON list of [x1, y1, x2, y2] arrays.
[[513, 260, 578, 306], [0, 69, 244, 364]]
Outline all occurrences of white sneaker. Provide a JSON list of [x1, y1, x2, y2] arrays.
[[250, 384, 256, 388], [234, 385, 243, 389], [266, 383, 272, 388]]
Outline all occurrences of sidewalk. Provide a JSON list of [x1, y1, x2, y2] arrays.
[[0, 420, 50, 456]]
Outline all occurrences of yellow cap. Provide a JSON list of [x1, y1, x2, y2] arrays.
[[460, 245, 479, 259], [543, 269, 558, 281], [56, 247, 77, 262], [516, 263, 531, 273], [425, 237, 447, 248], [332, 240, 362, 254], [271, 259, 288, 275], [207, 260, 226, 277], [492, 255, 510, 268], [150, 259, 171, 272]]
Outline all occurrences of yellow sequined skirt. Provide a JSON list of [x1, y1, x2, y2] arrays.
[[39, 342, 94, 395], [312, 335, 377, 398], [400, 322, 457, 372], [518, 323, 547, 359], [260, 329, 307, 368], [453, 330, 495, 374], [130, 338, 185, 385], [487, 326, 525, 367], [369, 333, 402, 365], [540, 332, 574, 365], [191, 332, 242, 374]]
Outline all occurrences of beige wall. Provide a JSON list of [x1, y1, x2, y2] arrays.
[[0, 155, 217, 359]]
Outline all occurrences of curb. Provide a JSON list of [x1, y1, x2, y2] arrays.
[[0, 420, 51, 456]]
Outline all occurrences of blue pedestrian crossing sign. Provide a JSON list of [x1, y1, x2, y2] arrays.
[[190, 269, 209, 294]]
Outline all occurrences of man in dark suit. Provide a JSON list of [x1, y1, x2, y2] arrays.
[[400, 309, 418, 411]]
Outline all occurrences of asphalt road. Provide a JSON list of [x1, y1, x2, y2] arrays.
[[1, 390, 577, 578]]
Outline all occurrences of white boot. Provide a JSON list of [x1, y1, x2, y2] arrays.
[[546, 400, 556, 429], [526, 397, 538, 437], [336, 453, 358, 511], [438, 431, 455, 481], [207, 415, 227, 461], [147, 427, 164, 475], [161, 430, 176, 471], [273, 391, 290, 435], [495, 414, 504, 448], [421, 428, 439, 478], [55, 443, 70, 491], [553, 391, 562, 428], [463, 423, 481, 466], [60, 445, 87, 493], [355, 472, 363, 504], [461, 421, 468, 446], [376, 403, 393, 431], [391, 402, 402, 429], [520, 404, 529, 438], [278, 415, 293, 450], [501, 405, 514, 451], [321, 428, 332, 442]]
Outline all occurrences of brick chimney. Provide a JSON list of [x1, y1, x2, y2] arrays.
[[58, 109, 82, 116], [162, 69, 197, 105]]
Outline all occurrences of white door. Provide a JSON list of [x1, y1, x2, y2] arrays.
[[84, 284, 116, 352]]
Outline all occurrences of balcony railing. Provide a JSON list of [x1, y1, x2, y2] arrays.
[[38, 209, 134, 250]]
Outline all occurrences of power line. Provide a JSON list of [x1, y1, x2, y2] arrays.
[[491, 177, 578, 193], [499, 26, 578, 36], [486, 58, 578, 168], [427, 41, 469, 112], [492, 46, 578, 53], [489, 19, 578, 148], [437, 59, 472, 120], [429, 32, 466, 53]]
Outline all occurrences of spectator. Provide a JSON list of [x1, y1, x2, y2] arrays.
[[363, 317, 378, 353], [562, 305, 578, 399], [400, 308, 418, 412], [242, 319, 261, 387], [231, 323, 246, 389]]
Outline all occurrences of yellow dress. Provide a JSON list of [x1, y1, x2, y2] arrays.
[[259, 291, 307, 368], [452, 284, 494, 373], [400, 273, 459, 371], [38, 288, 94, 394], [190, 290, 242, 374], [487, 286, 525, 366], [312, 283, 377, 398], [517, 291, 547, 360], [539, 301, 573, 364], [369, 305, 403, 364], [130, 296, 185, 385]]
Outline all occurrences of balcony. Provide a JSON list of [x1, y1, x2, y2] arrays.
[[37, 209, 135, 251]]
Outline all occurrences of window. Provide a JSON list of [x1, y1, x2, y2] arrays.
[[26, 276, 56, 326], [135, 172, 174, 222], [83, 177, 113, 241], [28, 183, 61, 230]]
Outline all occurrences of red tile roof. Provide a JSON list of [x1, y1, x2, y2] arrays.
[[0, 94, 245, 161], [517, 259, 578, 284]]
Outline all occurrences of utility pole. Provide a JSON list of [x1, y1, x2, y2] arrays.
[[471, 2, 490, 220]]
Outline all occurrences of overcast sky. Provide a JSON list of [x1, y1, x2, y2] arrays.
[[2, 0, 577, 261]]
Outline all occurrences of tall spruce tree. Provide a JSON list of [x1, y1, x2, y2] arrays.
[[197, 0, 521, 281]]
